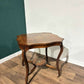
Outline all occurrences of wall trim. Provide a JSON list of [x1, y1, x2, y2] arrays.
[[62, 58, 84, 67], [0, 50, 22, 64], [68, 59, 84, 67], [0, 50, 84, 67], [0, 49, 34, 64]]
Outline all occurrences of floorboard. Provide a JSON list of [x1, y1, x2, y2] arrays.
[[0, 51, 84, 84]]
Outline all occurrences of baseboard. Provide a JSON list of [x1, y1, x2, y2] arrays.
[[0, 50, 84, 67], [68, 59, 84, 67], [62, 58, 84, 67], [0, 49, 34, 64], [0, 50, 22, 64]]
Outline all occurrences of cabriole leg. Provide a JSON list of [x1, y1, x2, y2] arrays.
[[56, 43, 63, 77], [45, 47, 49, 64], [23, 49, 29, 84], [22, 50, 25, 66]]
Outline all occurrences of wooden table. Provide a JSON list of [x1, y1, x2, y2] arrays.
[[17, 32, 64, 84]]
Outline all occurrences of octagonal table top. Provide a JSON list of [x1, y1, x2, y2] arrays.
[[17, 32, 64, 48]]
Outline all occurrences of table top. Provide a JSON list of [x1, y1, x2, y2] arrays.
[[17, 32, 64, 48]]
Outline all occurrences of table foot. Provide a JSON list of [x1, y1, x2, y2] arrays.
[[22, 61, 25, 66]]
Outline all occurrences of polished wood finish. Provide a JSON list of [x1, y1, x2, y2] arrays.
[[45, 48, 49, 64], [56, 42, 63, 77], [17, 32, 64, 49], [16, 32, 64, 84], [0, 52, 84, 84], [23, 49, 29, 84]]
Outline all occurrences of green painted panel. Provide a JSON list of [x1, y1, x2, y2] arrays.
[[0, 0, 26, 59]]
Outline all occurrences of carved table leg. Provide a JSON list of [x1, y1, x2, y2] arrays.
[[45, 47, 49, 64], [23, 49, 29, 84], [56, 42, 63, 77], [22, 50, 25, 66]]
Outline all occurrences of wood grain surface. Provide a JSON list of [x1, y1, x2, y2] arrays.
[[17, 33, 64, 49], [0, 51, 84, 84]]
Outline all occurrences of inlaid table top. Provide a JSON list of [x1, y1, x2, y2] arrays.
[[17, 32, 64, 48]]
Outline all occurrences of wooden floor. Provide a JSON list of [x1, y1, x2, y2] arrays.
[[0, 51, 84, 84]]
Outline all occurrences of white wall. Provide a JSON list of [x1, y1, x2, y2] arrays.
[[24, 0, 84, 67]]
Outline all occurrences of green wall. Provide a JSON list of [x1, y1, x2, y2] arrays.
[[0, 0, 26, 59]]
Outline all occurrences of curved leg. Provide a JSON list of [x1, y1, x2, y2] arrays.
[[23, 49, 29, 84], [22, 50, 25, 66], [56, 42, 63, 77], [45, 47, 49, 64]]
